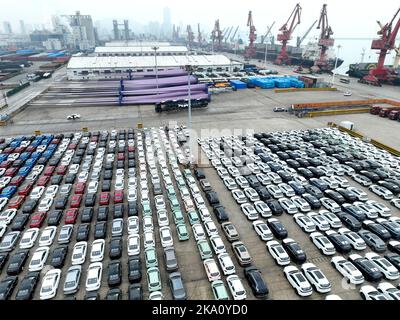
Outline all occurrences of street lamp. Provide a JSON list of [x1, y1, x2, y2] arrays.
[[152, 46, 159, 94], [185, 64, 197, 166], [331, 44, 342, 86], [264, 41, 268, 68]]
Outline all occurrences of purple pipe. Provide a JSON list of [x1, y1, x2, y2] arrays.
[[122, 83, 208, 96]]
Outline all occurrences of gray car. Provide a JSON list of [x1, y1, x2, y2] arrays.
[[63, 265, 82, 295], [169, 272, 186, 300], [58, 225, 74, 244], [164, 247, 178, 271], [153, 183, 162, 196], [112, 219, 124, 237], [59, 184, 72, 196], [358, 230, 387, 253], [0, 231, 20, 252]]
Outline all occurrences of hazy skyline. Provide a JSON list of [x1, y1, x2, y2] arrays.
[[1, 0, 399, 39]]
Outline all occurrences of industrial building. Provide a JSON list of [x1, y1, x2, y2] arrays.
[[94, 46, 188, 57], [104, 41, 172, 47], [66, 54, 243, 80]]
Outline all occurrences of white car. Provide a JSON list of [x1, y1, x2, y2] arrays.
[[157, 210, 169, 227], [353, 174, 373, 187], [232, 189, 247, 204], [68, 164, 80, 174], [154, 195, 166, 211], [253, 220, 273, 241], [216, 167, 229, 179], [19, 228, 39, 249], [254, 201, 272, 218], [90, 239, 105, 262], [320, 197, 341, 213], [204, 259, 221, 282], [144, 231, 155, 248], [365, 252, 400, 280], [193, 195, 206, 209], [87, 181, 98, 194], [143, 216, 153, 233], [301, 263, 332, 293], [310, 232, 336, 256], [227, 166, 240, 177], [347, 187, 368, 201], [0, 209, 17, 225], [278, 183, 296, 197], [127, 217, 139, 235], [278, 198, 298, 215], [283, 265, 313, 297], [85, 262, 103, 292], [40, 269, 61, 300], [266, 172, 282, 184], [377, 282, 400, 300], [199, 208, 211, 222], [204, 220, 219, 237], [77, 171, 89, 183], [291, 196, 311, 213], [320, 176, 339, 189], [71, 241, 87, 265], [30, 186, 45, 200], [294, 213, 316, 233], [360, 285, 388, 300], [267, 240, 291, 266], [192, 223, 206, 241], [29, 246, 50, 271], [319, 210, 342, 229], [0, 177, 11, 189], [127, 234, 140, 256], [331, 256, 364, 285], [240, 203, 259, 221], [210, 235, 226, 255], [366, 200, 391, 217], [369, 185, 394, 200], [353, 202, 379, 219], [38, 197, 53, 213], [307, 212, 330, 231], [390, 199, 400, 209], [244, 187, 260, 202], [331, 175, 350, 188], [38, 226, 57, 247], [226, 275, 247, 300], [159, 226, 174, 248], [235, 176, 249, 189], [256, 173, 271, 186], [45, 185, 59, 198], [338, 228, 367, 250], [266, 184, 283, 199], [217, 253, 236, 276]]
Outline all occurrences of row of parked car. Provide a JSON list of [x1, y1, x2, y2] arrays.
[[198, 127, 400, 299]]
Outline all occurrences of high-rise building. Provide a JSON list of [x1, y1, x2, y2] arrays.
[[113, 20, 120, 40], [19, 20, 26, 34], [68, 11, 96, 50], [3, 21, 12, 34], [162, 7, 172, 38]]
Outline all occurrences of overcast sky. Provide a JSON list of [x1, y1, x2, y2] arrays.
[[1, 0, 399, 38]]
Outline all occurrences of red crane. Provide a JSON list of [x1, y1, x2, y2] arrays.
[[314, 4, 334, 71], [187, 25, 194, 49], [361, 7, 400, 86], [211, 20, 223, 51], [245, 11, 257, 58], [275, 3, 302, 65]]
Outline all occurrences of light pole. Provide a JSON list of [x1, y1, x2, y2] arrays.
[[152, 46, 159, 95], [331, 44, 342, 86]]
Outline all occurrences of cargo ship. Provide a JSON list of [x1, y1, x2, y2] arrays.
[[347, 63, 400, 85]]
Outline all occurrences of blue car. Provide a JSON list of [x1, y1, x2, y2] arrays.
[[1, 186, 17, 199], [25, 159, 37, 167], [30, 152, 42, 160], [19, 152, 31, 161], [0, 154, 7, 163], [42, 151, 53, 159], [17, 166, 31, 177]]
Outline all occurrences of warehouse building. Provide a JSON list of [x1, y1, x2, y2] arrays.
[[66, 55, 243, 80], [94, 46, 188, 57], [104, 41, 172, 47]]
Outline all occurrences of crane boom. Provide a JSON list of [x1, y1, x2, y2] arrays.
[[261, 22, 276, 44], [225, 27, 233, 43], [297, 20, 317, 47], [394, 44, 400, 68], [230, 26, 239, 42]]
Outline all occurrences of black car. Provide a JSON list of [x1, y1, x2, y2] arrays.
[[194, 168, 205, 180], [349, 255, 383, 282], [50, 246, 68, 268], [94, 222, 107, 239], [108, 261, 122, 287], [103, 170, 113, 180], [362, 221, 391, 242], [358, 230, 387, 253], [324, 190, 346, 205], [65, 173, 76, 184], [106, 288, 122, 300], [0, 253, 7, 271], [385, 254, 400, 271], [297, 159, 310, 167], [128, 160, 135, 168], [97, 206, 109, 221], [117, 161, 124, 169], [128, 257, 141, 283], [22, 199, 38, 214], [128, 152, 135, 160], [388, 241, 400, 254], [378, 181, 400, 194], [246, 175, 261, 188], [128, 284, 143, 300], [266, 200, 284, 216], [302, 193, 321, 210], [7, 250, 29, 275], [15, 271, 40, 300], [105, 162, 114, 170], [372, 168, 390, 180], [128, 201, 137, 216], [336, 212, 362, 232], [50, 175, 63, 185], [81, 207, 94, 223], [360, 171, 380, 183], [267, 219, 288, 240], [326, 231, 352, 254], [54, 196, 68, 210], [282, 239, 307, 264], [244, 266, 269, 299], [48, 157, 61, 166], [379, 220, 400, 240], [72, 157, 82, 165], [213, 205, 229, 222], [0, 276, 18, 300], [304, 185, 323, 199], [277, 170, 292, 183], [11, 214, 29, 231], [84, 291, 100, 300], [311, 179, 329, 192], [307, 167, 325, 178], [76, 224, 90, 241], [206, 191, 220, 206], [336, 188, 357, 203], [255, 186, 271, 201], [114, 204, 124, 218], [102, 180, 111, 192], [46, 210, 63, 226], [297, 168, 314, 179], [85, 193, 96, 207], [288, 181, 305, 195], [286, 159, 301, 169], [345, 162, 363, 172], [109, 237, 122, 259], [342, 205, 366, 222]]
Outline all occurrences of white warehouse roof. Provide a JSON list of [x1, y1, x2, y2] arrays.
[[95, 46, 188, 54], [67, 55, 242, 70], [105, 41, 172, 47]]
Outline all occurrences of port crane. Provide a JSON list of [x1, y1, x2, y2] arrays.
[[296, 20, 317, 47], [211, 20, 223, 51], [360, 7, 400, 86], [197, 24, 203, 46], [230, 26, 239, 43], [314, 4, 335, 71], [245, 11, 257, 58], [275, 3, 302, 65], [260, 22, 275, 44], [187, 25, 194, 49]]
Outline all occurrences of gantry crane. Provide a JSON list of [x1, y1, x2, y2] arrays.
[[187, 25, 194, 49], [314, 4, 335, 71], [211, 19, 223, 51], [245, 11, 257, 58], [360, 7, 400, 86], [275, 3, 302, 65]]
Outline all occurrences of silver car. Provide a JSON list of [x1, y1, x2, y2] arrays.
[[63, 265, 82, 295], [0, 231, 20, 252]]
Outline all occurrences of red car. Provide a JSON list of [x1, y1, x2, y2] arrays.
[[5, 168, 18, 177], [90, 136, 98, 142], [30, 212, 46, 228], [128, 146, 135, 152], [99, 192, 110, 206], [9, 176, 25, 187], [0, 161, 12, 169], [18, 182, 35, 196], [37, 176, 50, 187], [68, 143, 77, 150], [26, 146, 36, 153], [65, 208, 79, 224], [56, 165, 67, 175], [70, 195, 82, 208], [14, 147, 26, 153], [8, 195, 25, 209], [117, 153, 125, 161], [75, 182, 86, 195], [114, 190, 124, 204], [44, 166, 56, 176], [2, 147, 14, 155], [51, 139, 60, 145]]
